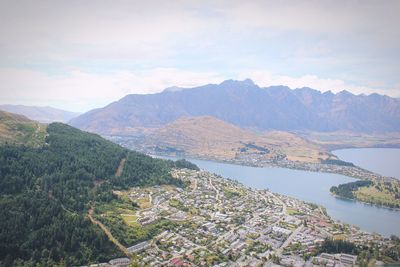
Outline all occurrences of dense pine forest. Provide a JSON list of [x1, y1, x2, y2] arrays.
[[0, 123, 194, 266]]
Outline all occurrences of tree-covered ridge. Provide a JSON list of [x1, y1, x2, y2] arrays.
[[331, 179, 400, 209], [0, 191, 121, 266], [330, 180, 373, 199], [0, 122, 194, 266], [113, 152, 184, 188]]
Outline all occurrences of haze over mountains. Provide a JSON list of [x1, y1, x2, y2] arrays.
[[0, 104, 80, 123], [70, 79, 400, 134]]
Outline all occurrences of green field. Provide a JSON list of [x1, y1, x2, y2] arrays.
[[355, 181, 400, 209]]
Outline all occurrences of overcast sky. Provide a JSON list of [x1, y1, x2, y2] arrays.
[[0, 0, 399, 112]]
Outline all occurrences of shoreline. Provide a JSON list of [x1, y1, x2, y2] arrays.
[[150, 152, 400, 211], [329, 192, 400, 212], [150, 151, 393, 181]]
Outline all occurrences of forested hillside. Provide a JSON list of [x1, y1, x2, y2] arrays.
[[0, 122, 191, 266]]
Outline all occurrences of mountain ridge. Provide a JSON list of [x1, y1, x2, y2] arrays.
[[0, 110, 47, 147], [0, 104, 80, 123], [70, 79, 400, 134]]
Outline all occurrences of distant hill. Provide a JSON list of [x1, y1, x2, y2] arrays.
[[297, 131, 400, 150], [114, 116, 334, 163], [0, 110, 46, 146], [0, 104, 80, 123], [70, 79, 400, 134]]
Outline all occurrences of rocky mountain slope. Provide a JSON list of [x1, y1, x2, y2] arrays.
[[70, 79, 400, 134]]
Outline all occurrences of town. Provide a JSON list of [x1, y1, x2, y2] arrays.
[[89, 168, 395, 267]]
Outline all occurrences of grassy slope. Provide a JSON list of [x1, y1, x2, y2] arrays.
[[354, 181, 400, 208], [138, 116, 333, 163], [0, 110, 47, 147]]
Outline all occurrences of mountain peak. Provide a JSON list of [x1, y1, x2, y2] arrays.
[[220, 78, 256, 87], [338, 90, 354, 96], [163, 86, 184, 92], [323, 90, 334, 96]]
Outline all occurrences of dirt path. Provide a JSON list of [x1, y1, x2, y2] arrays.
[[115, 158, 126, 177], [192, 179, 198, 191], [86, 158, 129, 256], [88, 208, 129, 256]]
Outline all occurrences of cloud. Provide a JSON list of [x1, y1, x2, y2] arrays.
[[0, 0, 399, 110], [239, 70, 397, 96], [1, 1, 399, 64], [223, 1, 400, 41], [0, 1, 213, 64]]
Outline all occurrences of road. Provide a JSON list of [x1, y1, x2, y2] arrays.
[[192, 178, 198, 191], [88, 207, 129, 256], [276, 225, 304, 256], [115, 158, 126, 177], [259, 193, 287, 227], [264, 191, 287, 214], [209, 178, 221, 204]]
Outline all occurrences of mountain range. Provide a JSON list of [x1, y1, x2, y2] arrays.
[[0, 104, 80, 123], [70, 79, 400, 134]]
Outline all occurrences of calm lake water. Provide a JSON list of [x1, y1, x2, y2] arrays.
[[158, 154, 400, 237], [333, 148, 400, 180]]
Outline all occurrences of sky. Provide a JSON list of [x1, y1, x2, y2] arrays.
[[0, 0, 399, 112]]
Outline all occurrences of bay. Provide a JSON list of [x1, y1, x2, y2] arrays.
[[162, 156, 400, 237], [333, 148, 400, 180]]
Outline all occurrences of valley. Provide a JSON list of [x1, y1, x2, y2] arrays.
[[107, 116, 398, 205], [67, 79, 400, 212], [297, 131, 400, 151], [1, 111, 400, 266]]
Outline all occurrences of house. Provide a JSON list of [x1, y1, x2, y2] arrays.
[[127, 240, 150, 253], [109, 257, 131, 267], [340, 253, 357, 266]]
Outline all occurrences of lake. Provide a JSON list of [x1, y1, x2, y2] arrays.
[[333, 148, 400, 180], [158, 154, 400, 237]]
